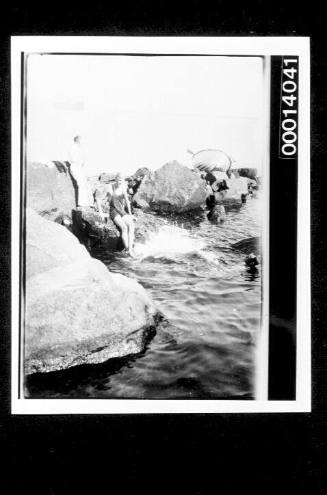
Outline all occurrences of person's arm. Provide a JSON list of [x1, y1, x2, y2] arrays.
[[123, 190, 132, 215]]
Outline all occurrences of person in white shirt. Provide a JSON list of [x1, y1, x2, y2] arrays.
[[68, 136, 93, 207]]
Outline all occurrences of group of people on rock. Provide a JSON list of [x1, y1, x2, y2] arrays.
[[67, 135, 259, 257], [68, 135, 137, 257], [202, 169, 257, 210]]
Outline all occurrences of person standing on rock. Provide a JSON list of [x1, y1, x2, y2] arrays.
[[68, 135, 93, 208], [110, 173, 137, 257]]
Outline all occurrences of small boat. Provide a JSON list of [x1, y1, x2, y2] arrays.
[[187, 148, 234, 173]]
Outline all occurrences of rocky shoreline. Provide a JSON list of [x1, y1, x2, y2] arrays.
[[25, 159, 259, 376], [25, 208, 163, 375]]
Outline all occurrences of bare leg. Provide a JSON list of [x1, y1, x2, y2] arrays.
[[113, 215, 128, 250], [123, 215, 135, 255]]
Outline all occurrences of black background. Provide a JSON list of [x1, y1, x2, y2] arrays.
[[269, 56, 298, 400], [0, 3, 326, 494]]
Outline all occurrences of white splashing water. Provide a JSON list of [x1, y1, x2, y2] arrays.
[[133, 224, 207, 261]]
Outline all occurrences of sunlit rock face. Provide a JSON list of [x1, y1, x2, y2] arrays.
[[133, 161, 207, 213], [27, 161, 77, 222], [25, 208, 160, 375]]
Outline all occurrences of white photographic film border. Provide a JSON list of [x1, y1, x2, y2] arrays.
[[11, 37, 310, 414]]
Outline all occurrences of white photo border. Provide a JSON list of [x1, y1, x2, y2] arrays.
[[11, 36, 311, 414]]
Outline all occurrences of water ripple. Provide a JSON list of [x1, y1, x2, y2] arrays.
[[27, 197, 262, 399]]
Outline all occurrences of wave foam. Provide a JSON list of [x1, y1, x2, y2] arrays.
[[134, 225, 206, 260]]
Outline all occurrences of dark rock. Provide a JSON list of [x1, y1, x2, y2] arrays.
[[231, 237, 260, 256], [72, 208, 123, 251], [235, 167, 258, 181], [245, 253, 259, 269], [207, 205, 226, 223], [132, 167, 150, 180], [214, 196, 243, 209], [25, 209, 160, 375], [27, 161, 76, 221], [133, 197, 151, 210], [204, 171, 217, 184], [72, 206, 167, 249], [133, 160, 207, 213]]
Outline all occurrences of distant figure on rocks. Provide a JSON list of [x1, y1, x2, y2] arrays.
[[110, 173, 137, 257], [205, 181, 215, 209], [126, 177, 141, 200], [213, 178, 230, 204], [68, 135, 93, 207]]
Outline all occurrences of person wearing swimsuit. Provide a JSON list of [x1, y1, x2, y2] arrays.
[[110, 173, 136, 256]]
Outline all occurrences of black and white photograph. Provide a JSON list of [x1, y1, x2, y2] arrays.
[[11, 37, 310, 413]]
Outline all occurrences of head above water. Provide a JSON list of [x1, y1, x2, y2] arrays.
[[73, 135, 81, 144]]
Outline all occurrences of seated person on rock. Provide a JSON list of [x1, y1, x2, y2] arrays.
[[110, 173, 137, 257], [94, 180, 113, 221]]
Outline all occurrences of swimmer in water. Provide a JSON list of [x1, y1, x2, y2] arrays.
[[110, 173, 137, 257]]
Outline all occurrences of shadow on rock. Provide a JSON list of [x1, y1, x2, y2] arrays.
[[24, 320, 177, 399]]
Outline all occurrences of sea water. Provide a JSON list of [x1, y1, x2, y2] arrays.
[[27, 197, 261, 399]]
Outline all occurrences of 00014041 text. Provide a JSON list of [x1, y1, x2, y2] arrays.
[[279, 56, 299, 159]]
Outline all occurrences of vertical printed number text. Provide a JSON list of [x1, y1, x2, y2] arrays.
[[280, 57, 298, 158]]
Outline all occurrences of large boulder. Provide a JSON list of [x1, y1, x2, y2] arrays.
[[25, 208, 160, 375], [133, 161, 207, 213], [27, 161, 77, 222], [71, 207, 167, 249], [72, 207, 123, 251]]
